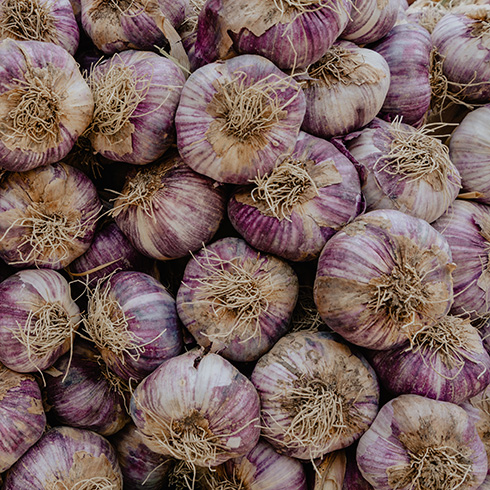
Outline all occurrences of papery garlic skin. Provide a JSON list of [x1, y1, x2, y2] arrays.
[[194, 0, 352, 70], [0, 162, 100, 269], [0, 269, 80, 373], [370, 22, 432, 126], [175, 54, 306, 184], [449, 105, 490, 204], [313, 450, 347, 490], [0, 364, 46, 473], [130, 350, 261, 467], [3, 426, 123, 489], [0, 40, 94, 172], [176, 237, 299, 362], [357, 395, 488, 490], [299, 42, 390, 139], [314, 209, 454, 350], [341, 0, 400, 44], [432, 6, 490, 102], [251, 331, 379, 460], [0, 0, 79, 54]]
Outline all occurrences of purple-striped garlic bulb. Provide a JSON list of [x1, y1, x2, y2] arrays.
[[176, 237, 299, 362]]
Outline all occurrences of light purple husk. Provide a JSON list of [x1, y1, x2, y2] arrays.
[[343, 443, 374, 490], [251, 330, 380, 460], [298, 41, 391, 139], [81, 0, 187, 54], [0, 364, 46, 473], [0, 162, 100, 269], [369, 22, 432, 126], [44, 340, 130, 436], [86, 270, 183, 382], [176, 54, 306, 184], [341, 0, 401, 45], [194, 0, 352, 70], [0, 40, 94, 172], [176, 237, 299, 362], [68, 222, 153, 286], [314, 209, 455, 350], [88, 49, 185, 165], [112, 154, 226, 261], [110, 422, 172, 490], [345, 118, 461, 223], [0, 269, 81, 373], [0, 0, 79, 54], [3, 426, 123, 489], [449, 104, 490, 204], [367, 316, 490, 404], [432, 7, 490, 103], [432, 199, 490, 320], [228, 131, 362, 262], [130, 350, 261, 466], [357, 394, 488, 490], [223, 439, 308, 489]]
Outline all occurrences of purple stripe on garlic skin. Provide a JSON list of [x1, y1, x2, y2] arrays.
[[357, 395, 488, 490], [130, 350, 261, 467], [346, 118, 461, 224], [0, 269, 81, 373], [0, 0, 79, 55], [87, 50, 185, 165], [432, 200, 490, 320], [175, 54, 306, 185], [112, 154, 226, 261], [110, 422, 171, 490], [367, 315, 490, 404], [0, 162, 100, 269], [343, 443, 374, 490], [449, 105, 490, 204], [432, 6, 490, 103], [0, 40, 94, 172], [228, 132, 362, 262], [314, 209, 454, 350], [84, 270, 183, 382], [370, 22, 432, 126], [194, 0, 352, 70], [176, 237, 299, 362], [251, 331, 379, 461], [341, 0, 401, 45], [44, 340, 130, 437], [3, 426, 123, 489], [298, 41, 390, 139], [0, 364, 46, 473]]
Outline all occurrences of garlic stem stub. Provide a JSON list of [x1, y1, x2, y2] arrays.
[[0, 162, 101, 269], [86, 49, 185, 165], [83, 270, 183, 382], [0, 363, 46, 473], [432, 199, 490, 320], [3, 426, 123, 489], [176, 237, 299, 362], [251, 331, 379, 461], [44, 340, 130, 437], [130, 350, 261, 467], [314, 209, 455, 350], [299, 41, 391, 139], [0, 39, 94, 172], [368, 315, 490, 404], [111, 153, 226, 261], [175, 54, 306, 184], [346, 117, 461, 223], [228, 131, 362, 261], [194, 0, 352, 70], [0, 269, 80, 373], [313, 450, 347, 490], [0, 0, 79, 54], [357, 394, 488, 490]]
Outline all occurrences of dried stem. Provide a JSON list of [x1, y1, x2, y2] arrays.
[[251, 157, 318, 221]]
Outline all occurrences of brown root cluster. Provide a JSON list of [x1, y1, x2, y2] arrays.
[[47, 478, 116, 490], [250, 157, 318, 221], [290, 286, 325, 333], [272, 0, 352, 16]]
